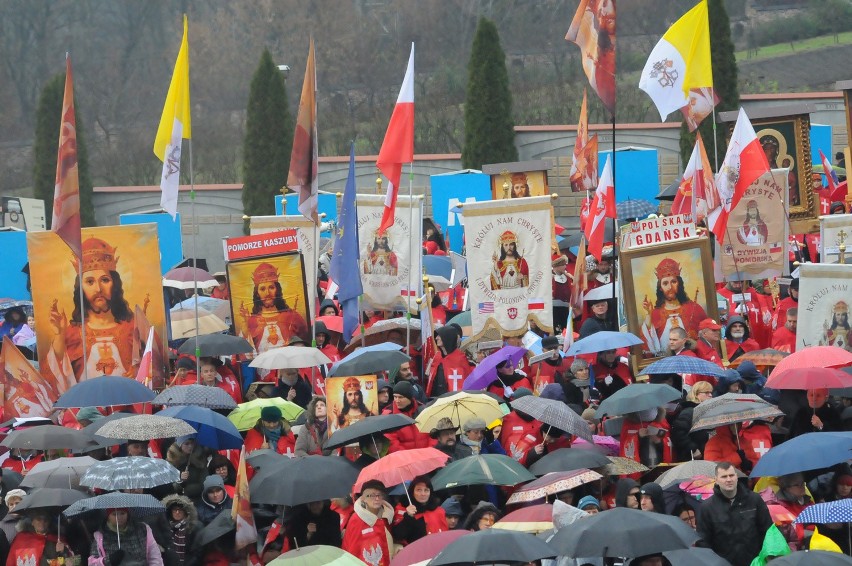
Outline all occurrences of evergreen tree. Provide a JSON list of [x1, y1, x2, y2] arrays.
[[242, 49, 293, 231], [33, 72, 95, 228], [679, 0, 740, 170], [462, 17, 518, 169]]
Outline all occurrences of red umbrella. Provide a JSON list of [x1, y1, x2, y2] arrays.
[[353, 447, 449, 497], [765, 367, 852, 390], [769, 346, 852, 378], [315, 315, 343, 334], [390, 530, 470, 566], [494, 503, 554, 534]]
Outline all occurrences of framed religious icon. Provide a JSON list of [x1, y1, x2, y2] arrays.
[[326, 376, 379, 434], [820, 213, 852, 264], [797, 262, 852, 351], [620, 237, 719, 373], [482, 160, 550, 200]]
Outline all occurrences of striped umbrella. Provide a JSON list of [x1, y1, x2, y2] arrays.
[[80, 457, 180, 490], [507, 469, 602, 504], [494, 503, 554, 534]]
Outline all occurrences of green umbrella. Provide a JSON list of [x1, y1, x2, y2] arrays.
[[431, 454, 535, 490], [227, 398, 304, 431], [269, 545, 363, 565], [446, 310, 471, 333]]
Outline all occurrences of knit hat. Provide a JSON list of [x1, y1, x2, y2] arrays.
[[175, 434, 196, 446], [577, 495, 601, 511], [540, 383, 567, 403], [393, 381, 414, 401], [513, 387, 534, 400], [260, 405, 283, 423], [202, 474, 225, 494], [541, 336, 560, 351], [4, 489, 25, 506], [176, 357, 194, 370], [441, 497, 464, 517], [463, 417, 487, 432], [76, 407, 103, 423]]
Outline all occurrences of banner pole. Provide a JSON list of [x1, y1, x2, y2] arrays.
[[189, 138, 200, 382], [406, 161, 414, 354]]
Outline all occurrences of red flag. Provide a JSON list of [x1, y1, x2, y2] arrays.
[[135, 327, 155, 388], [570, 238, 588, 308], [287, 38, 319, 223], [569, 90, 589, 192], [1, 337, 59, 419], [232, 447, 258, 549], [820, 149, 838, 194], [566, 0, 616, 114], [52, 55, 82, 258], [378, 44, 415, 233], [571, 134, 599, 194], [584, 155, 616, 260], [673, 133, 717, 223], [708, 108, 769, 244]]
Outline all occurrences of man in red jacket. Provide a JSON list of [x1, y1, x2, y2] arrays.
[[771, 308, 797, 353], [723, 316, 760, 362], [499, 389, 543, 461], [426, 327, 472, 396], [695, 318, 723, 367], [382, 382, 431, 452]]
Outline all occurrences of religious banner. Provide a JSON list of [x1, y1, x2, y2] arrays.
[[797, 262, 852, 351], [463, 196, 554, 340], [482, 161, 550, 200], [27, 225, 167, 389], [820, 213, 852, 264], [621, 237, 718, 371], [717, 169, 788, 281], [227, 253, 310, 379], [0, 336, 58, 418], [356, 194, 423, 313], [326, 375, 378, 434], [249, 215, 321, 319]]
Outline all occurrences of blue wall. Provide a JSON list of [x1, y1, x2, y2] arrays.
[[430, 170, 492, 254], [598, 148, 659, 203], [0, 231, 30, 300], [119, 213, 182, 274]]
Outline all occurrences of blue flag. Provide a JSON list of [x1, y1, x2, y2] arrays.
[[330, 143, 363, 342]]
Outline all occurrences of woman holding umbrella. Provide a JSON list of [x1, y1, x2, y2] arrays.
[[390, 476, 448, 545], [89, 507, 163, 565], [670, 381, 713, 460], [166, 435, 209, 499], [6, 510, 66, 566], [342, 480, 395, 566]]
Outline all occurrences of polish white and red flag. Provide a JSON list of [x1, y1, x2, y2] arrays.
[[584, 155, 616, 260], [378, 43, 415, 233], [708, 108, 769, 244]]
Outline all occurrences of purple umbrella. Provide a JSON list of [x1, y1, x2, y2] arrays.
[[463, 345, 527, 391]]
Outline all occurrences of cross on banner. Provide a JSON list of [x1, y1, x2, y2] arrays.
[[447, 369, 464, 391]]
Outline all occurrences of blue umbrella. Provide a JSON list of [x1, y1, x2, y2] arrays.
[[328, 342, 409, 377], [423, 255, 453, 279], [53, 376, 156, 409], [795, 499, 852, 524], [641, 356, 727, 378], [751, 432, 852, 478], [564, 331, 643, 356], [616, 199, 657, 220], [157, 405, 243, 450], [595, 384, 682, 418], [463, 345, 527, 390]]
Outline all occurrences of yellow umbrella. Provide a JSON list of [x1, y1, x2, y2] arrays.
[[170, 310, 228, 338], [415, 391, 504, 433], [227, 398, 304, 431]]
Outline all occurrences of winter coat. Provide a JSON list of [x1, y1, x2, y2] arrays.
[[294, 422, 331, 457], [382, 401, 431, 453], [342, 498, 394, 566], [166, 443, 210, 499], [391, 502, 448, 544], [244, 418, 297, 457], [499, 411, 543, 461], [195, 477, 233, 527], [287, 503, 342, 549], [614, 478, 639, 508], [697, 482, 773, 566], [147, 494, 200, 566], [89, 522, 164, 566], [703, 425, 745, 470], [670, 401, 710, 460]]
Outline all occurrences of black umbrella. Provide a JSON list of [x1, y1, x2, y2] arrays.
[[81, 412, 135, 436], [430, 528, 557, 565], [249, 456, 359, 506], [595, 384, 682, 418], [53, 376, 156, 408], [561, 225, 616, 249], [548, 507, 699, 558], [665, 548, 732, 566], [177, 334, 253, 357], [15, 488, 88, 512], [528, 448, 611, 477], [657, 179, 680, 201], [1, 469, 23, 491], [323, 414, 415, 450], [195, 509, 235, 548], [245, 449, 286, 470], [771, 552, 852, 566], [2, 425, 94, 451]]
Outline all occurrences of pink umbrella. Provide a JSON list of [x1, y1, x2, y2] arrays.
[[390, 530, 469, 566], [353, 447, 449, 499], [572, 435, 619, 456]]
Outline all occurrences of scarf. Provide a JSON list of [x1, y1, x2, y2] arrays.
[[315, 418, 328, 438], [459, 435, 481, 455], [263, 425, 283, 446], [170, 519, 188, 565]]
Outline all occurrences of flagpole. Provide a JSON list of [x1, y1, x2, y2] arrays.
[[311, 218, 319, 388], [406, 161, 414, 354], [711, 88, 719, 172], [610, 113, 617, 305], [189, 139, 200, 382]]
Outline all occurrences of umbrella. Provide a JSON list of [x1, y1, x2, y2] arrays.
[[345, 318, 422, 354], [573, 435, 620, 456], [430, 454, 535, 490], [814, 164, 847, 176], [605, 456, 650, 476], [423, 255, 453, 279], [562, 226, 616, 249], [195, 509, 235, 547], [2, 425, 93, 451], [494, 503, 554, 534], [20, 456, 97, 489], [462, 345, 529, 390], [353, 447, 449, 496], [595, 383, 682, 418], [250, 346, 331, 370], [655, 460, 746, 488], [664, 548, 732, 566], [430, 528, 557, 565], [766, 367, 852, 390], [170, 310, 229, 337], [751, 432, 852, 477], [269, 546, 362, 566], [770, 552, 852, 566], [528, 448, 611, 476], [768, 504, 797, 526], [769, 346, 852, 378], [641, 356, 728, 378], [547, 507, 699, 558], [53, 376, 156, 408], [446, 310, 471, 333], [390, 530, 469, 566], [617, 198, 657, 220], [564, 331, 643, 356], [657, 179, 680, 201], [177, 333, 252, 357], [510, 396, 594, 442], [96, 414, 196, 441], [172, 295, 231, 320], [507, 469, 603, 505], [328, 342, 409, 377], [415, 391, 504, 433], [228, 398, 304, 431], [80, 456, 180, 490], [152, 384, 238, 410], [156, 405, 243, 450], [246, 449, 284, 470], [795, 498, 852, 524], [63, 492, 165, 518], [324, 414, 415, 450], [691, 401, 785, 432], [315, 315, 343, 334], [250, 455, 359, 506], [162, 266, 218, 290], [729, 348, 789, 368], [691, 393, 769, 423], [15, 488, 88, 512]]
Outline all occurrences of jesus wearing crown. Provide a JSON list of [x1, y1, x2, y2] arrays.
[[640, 258, 707, 356], [46, 237, 137, 389], [491, 230, 529, 290]]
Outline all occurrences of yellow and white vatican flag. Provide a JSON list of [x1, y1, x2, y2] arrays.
[[463, 196, 553, 340], [639, 0, 712, 121], [153, 15, 191, 219]]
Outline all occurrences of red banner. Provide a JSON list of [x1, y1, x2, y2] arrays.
[[223, 229, 299, 261]]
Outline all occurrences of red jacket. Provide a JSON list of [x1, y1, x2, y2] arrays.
[[530, 358, 571, 395], [392, 504, 448, 543], [724, 338, 761, 362], [772, 296, 797, 331], [245, 423, 297, 457], [381, 401, 432, 452], [619, 417, 672, 472], [703, 425, 742, 469], [499, 411, 543, 462], [342, 500, 393, 566], [695, 338, 723, 368], [739, 422, 773, 468], [771, 325, 797, 353]]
